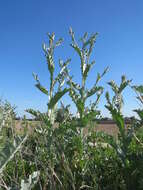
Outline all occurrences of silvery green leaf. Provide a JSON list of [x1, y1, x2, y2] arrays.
[[132, 85, 143, 105], [95, 67, 109, 85], [71, 44, 82, 58], [59, 59, 70, 73], [83, 61, 95, 80], [105, 91, 111, 106], [42, 43, 47, 52], [48, 88, 69, 109], [80, 32, 88, 44], [83, 63, 86, 73], [55, 38, 63, 47], [26, 109, 40, 117], [47, 53, 55, 74], [20, 171, 40, 190], [32, 73, 39, 82], [95, 73, 101, 85], [105, 104, 125, 137], [69, 88, 80, 105], [119, 76, 131, 93], [101, 67, 109, 77], [47, 32, 55, 48], [26, 109, 43, 121], [108, 80, 118, 93], [69, 27, 76, 43], [82, 33, 98, 49], [59, 59, 64, 68], [35, 83, 48, 96], [87, 86, 103, 98], [68, 80, 80, 91], [132, 85, 143, 94]]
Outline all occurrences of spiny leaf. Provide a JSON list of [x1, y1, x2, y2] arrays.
[[87, 86, 103, 98], [83, 61, 95, 80], [48, 88, 69, 109], [47, 32, 55, 48], [46, 53, 55, 75], [69, 87, 80, 105], [54, 59, 70, 86], [107, 80, 118, 93], [80, 32, 88, 43], [121, 75, 126, 83], [132, 85, 143, 94], [95, 73, 101, 84], [67, 80, 80, 91], [32, 73, 39, 83], [55, 38, 63, 47], [59, 58, 71, 69], [71, 44, 83, 61], [105, 92, 111, 106], [105, 105, 125, 136], [101, 67, 109, 77], [58, 59, 70, 76], [82, 33, 98, 49], [119, 76, 131, 93], [26, 109, 42, 118], [69, 27, 76, 44], [35, 83, 48, 96], [95, 67, 109, 85]]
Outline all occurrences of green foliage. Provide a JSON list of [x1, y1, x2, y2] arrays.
[[48, 88, 69, 109], [27, 33, 70, 125], [0, 100, 28, 189], [106, 78, 143, 189], [107, 75, 131, 113], [68, 28, 108, 127], [132, 85, 143, 122], [132, 85, 143, 105], [20, 171, 40, 190], [55, 102, 72, 123], [1, 30, 143, 190]]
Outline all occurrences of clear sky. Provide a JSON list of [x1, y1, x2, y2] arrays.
[[0, 0, 143, 117]]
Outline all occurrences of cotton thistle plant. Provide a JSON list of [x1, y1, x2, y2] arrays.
[[0, 101, 15, 130], [0, 101, 37, 189], [106, 75, 132, 113], [105, 79, 143, 189], [105, 75, 132, 141], [0, 100, 16, 152], [27, 33, 70, 125], [132, 85, 143, 122], [132, 85, 143, 105], [20, 171, 40, 190], [67, 28, 108, 127], [0, 100, 28, 178], [105, 76, 138, 168], [131, 85, 143, 149]]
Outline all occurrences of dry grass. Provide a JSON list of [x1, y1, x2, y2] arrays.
[[14, 120, 120, 137]]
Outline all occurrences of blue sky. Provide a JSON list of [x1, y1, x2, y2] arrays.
[[0, 0, 143, 117]]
